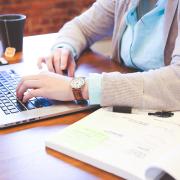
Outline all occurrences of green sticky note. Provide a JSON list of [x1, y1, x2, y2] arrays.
[[58, 124, 108, 151]]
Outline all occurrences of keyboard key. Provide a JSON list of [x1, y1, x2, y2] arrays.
[[10, 109, 19, 113], [2, 100, 9, 104], [7, 105, 16, 110], [2, 106, 8, 111], [4, 102, 12, 106], [13, 101, 27, 111], [0, 103, 5, 107], [4, 110, 11, 115]]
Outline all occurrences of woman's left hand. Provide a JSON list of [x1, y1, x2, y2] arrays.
[[16, 71, 74, 103]]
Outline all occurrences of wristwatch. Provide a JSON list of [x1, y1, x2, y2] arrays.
[[70, 77, 86, 101]]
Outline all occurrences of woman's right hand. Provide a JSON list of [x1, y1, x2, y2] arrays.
[[37, 48, 76, 77]]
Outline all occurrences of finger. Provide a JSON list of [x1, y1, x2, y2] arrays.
[[16, 75, 40, 92], [16, 74, 41, 91], [68, 60, 76, 77], [22, 89, 43, 103], [37, 57, 46, 69], [16, 80, 41, 100], [53, 49, 61, 74], [60, 49, 69, 70], [45, 55, 55, 72]]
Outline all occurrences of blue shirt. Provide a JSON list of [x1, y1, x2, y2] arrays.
[[121, 0, 167, 71], [88, 0, 167, 104]]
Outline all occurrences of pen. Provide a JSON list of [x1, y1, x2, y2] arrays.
[[148, 111, 174, 118]]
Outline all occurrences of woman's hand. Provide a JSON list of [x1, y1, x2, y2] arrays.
[[37, 48, 76, 77], [16, 72, 75, 103]]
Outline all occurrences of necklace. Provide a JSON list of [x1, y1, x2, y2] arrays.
[[4, 19, 16, 58]]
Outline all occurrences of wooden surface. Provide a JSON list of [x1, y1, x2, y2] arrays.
[[0, 34, 135, 180]]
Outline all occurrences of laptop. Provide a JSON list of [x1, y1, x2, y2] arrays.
[[0, 62, 97, 129]]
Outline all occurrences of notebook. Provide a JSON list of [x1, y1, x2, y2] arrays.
[[46, 108, 180, 180], [0, 62, 97, 129]]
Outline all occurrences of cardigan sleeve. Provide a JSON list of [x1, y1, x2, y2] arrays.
[[52, 0, 115, 58], [100, 62, 180, 111]]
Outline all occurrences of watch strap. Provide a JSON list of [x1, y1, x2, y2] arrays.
[[72, 88, 84, 100]]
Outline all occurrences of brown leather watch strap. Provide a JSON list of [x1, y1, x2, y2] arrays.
[[72, 88, 84, 100]]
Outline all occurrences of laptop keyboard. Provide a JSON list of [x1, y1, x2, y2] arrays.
[[0, 70, 53, 115]]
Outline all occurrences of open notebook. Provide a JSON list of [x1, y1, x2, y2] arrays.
[[46, 108, 180, 180]]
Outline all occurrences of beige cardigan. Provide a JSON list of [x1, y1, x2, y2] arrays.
[[54, 0, 180, 111]]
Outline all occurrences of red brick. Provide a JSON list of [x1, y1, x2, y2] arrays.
[[0, 0, 95, 35]]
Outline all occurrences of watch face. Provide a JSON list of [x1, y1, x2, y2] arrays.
[[71, 77, 85, 89]]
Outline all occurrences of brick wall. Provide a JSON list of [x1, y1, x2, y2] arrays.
[[0, 0, 95, 36]]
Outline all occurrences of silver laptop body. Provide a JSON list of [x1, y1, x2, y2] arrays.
[[0, 62, 97, 129]]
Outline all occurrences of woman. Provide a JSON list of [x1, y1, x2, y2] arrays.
[[16, 0, 180, 111]]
